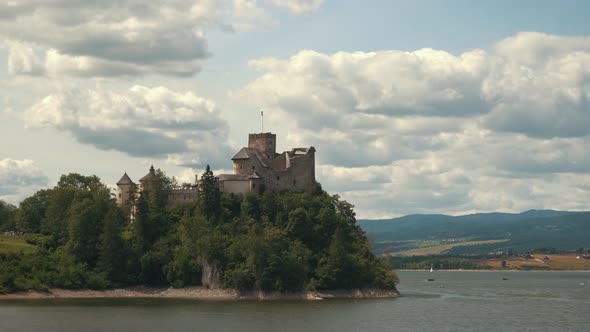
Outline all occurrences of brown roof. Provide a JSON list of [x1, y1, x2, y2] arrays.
[[116, 172, 134, 185], [231, 148, 269, 167], [231, 147, 251, 160], [139, 165, 156, 182]]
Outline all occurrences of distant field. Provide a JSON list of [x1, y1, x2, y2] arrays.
[[392, 239, 509, 256], [0, 235, 36, 254], [479, 254, 590, 270]]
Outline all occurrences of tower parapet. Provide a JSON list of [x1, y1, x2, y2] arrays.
[[248, 132, 276, 159]]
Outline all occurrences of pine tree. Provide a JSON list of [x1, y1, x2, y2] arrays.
[[199, 165, 221, 222], [97, 206, 126, 283]]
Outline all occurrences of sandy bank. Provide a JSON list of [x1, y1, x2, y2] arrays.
[[0, 286, 399, 301]]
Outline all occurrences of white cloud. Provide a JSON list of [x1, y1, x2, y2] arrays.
[[43, 49, 201, 77], [231, 0, 275, 31], [478, 32, 590, 138], [494, 32, 590, 65], [242, 33, 590, 142], [5, 40, 44, 76], [235, 32, 590, 217], [0, 0, 325, 76], [0, 1, 216, 77], [271, 0, 323, 15], [0, 158, 48, 203], [23, 86, 232, 167]]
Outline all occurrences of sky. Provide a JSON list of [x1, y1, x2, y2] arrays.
[[1, 0, 590, 218]]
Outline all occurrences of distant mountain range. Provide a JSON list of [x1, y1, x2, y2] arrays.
[[358, 210, 590, 255]]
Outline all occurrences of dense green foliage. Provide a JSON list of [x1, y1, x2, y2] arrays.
[[0, 200, 17, 231], [391, 255, 488, 270], [0, 170, 397, 293]]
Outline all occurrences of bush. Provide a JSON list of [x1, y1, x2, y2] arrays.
[[23, 234, 51, 247]]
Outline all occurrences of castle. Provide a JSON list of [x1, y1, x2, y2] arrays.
[[116, 132, 316, 207]]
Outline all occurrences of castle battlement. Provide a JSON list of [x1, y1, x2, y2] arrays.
[[116, 132, 316, 207]]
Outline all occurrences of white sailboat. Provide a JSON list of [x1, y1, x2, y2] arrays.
[[427, 264, 435, 281]]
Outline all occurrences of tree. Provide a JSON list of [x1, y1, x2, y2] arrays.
[[132, 194, 150, 255], [97, 205, 127, 283], [42, 187, 77, 247], [167, 214, 202, 287], [16, 189, 50, 233], [57, 173, 103, 191], [199, 165, 221, 221], [0, 200, 17, 231], [66, 197, 102, 266]]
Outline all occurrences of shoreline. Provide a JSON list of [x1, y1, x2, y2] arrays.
[[396, 269, 590, 272], [0, 286, 400, 301]]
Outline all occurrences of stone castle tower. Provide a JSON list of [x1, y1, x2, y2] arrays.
[[248, 133, 276, 159], [116, 132, 316, 207], [116, 172, 135, 206], [220, 132, 316, 194]]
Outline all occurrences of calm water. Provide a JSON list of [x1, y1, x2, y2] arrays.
[[1, 271, 589, 332]]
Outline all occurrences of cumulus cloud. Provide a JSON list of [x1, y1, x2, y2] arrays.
[[5, 40, 44, 76], [239, 48, 490, 166], [24, 86, 232, 167], [0, 0, 217, 77], [231, 0, 275, 31], [236, 32, 590, 217], [271, 0, 323, 15], [44, 49, 201, 77], [0, 0, 325, 76], [0, 159, 48, 202]]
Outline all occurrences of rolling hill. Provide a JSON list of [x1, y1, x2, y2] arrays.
[[358, 210, 590, 255]]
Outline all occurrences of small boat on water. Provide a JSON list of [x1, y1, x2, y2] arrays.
[[427, 265, 435, 281], [502, 277, 508, 280]]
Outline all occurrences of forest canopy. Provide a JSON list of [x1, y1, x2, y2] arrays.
[[0, 170, 398, 293]]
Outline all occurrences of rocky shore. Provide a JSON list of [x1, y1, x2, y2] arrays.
[[0, 287, 399, 301]]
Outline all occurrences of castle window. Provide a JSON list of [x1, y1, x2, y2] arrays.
[[293, 180, 296, 186], [252, 166, 255, 170], [240, 165, 243, 169], [118, 194, 121, 198], [276, 176, 280, 180]]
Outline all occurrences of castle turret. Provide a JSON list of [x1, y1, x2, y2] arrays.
[[248, 132, 276, 159], [116, 172, 135, 206]]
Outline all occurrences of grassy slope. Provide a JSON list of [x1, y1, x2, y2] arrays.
[[392, 239, 509, 256], [479, 254, 590, 270], [0, 235, 36, 254]]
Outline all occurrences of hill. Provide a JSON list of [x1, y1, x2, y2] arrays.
[[358, 210, 590, 255], [0, 172, 398, 294]]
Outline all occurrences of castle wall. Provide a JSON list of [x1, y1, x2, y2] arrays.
[[266, 149, 315, 192], [288, 149, 316, 192], [233, 157, 264, 176], [221, 180, 250, 194], [117, 185, 133, 206], [167, 189, 199, 206], [270, 152, 288, 170]]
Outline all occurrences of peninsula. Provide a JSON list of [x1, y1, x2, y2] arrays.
[[0, 133, 399, 299]]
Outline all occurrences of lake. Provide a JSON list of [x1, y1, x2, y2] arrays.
[[1, 271, 588, 332]]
